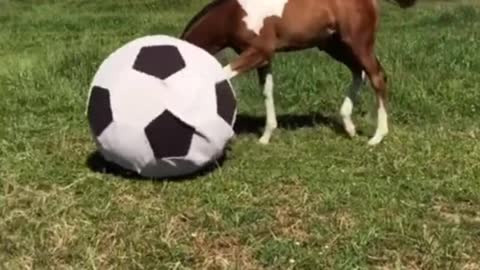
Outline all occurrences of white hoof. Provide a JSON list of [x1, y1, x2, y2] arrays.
[[259, 122, 276, 145], [259, 135, 270, 145], [367, 134, 386, 146], [344, 121, 356, 138]]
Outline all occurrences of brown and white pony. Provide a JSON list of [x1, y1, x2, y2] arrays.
[[180, 0, 417, 145]]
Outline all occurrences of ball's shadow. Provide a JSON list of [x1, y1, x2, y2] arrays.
[[86, 112, 350, 181], [86, 150, 228, 182]]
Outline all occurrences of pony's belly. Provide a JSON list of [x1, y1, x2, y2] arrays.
[[276, 26, 335, 51], [276, 39, 318, 51]]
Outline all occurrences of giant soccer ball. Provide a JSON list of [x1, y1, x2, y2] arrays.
[[86, 35, 237, 178]]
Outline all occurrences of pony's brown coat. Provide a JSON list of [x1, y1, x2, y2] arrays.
[[180, 0, 417, 145]]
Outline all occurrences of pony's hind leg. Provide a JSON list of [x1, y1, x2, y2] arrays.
[[257, 64, 277, 144], [323, 43, 366, 138], [336, 15, 388, 145], [357, 51, 389, 145]]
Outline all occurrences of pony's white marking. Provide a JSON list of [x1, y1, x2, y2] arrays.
[[361, 70, 366, 81], [340, 72, 364, 137], [223, 64, 239, 79], [368, 100, 388, 145], [259, 73, 277, 144], [340, 97, 355, 137], [237, 0, 289, 35]]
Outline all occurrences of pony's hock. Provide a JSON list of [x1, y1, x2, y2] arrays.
[[180, 0, 417, 145]]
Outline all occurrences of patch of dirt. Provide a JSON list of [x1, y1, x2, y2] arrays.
[[332, 210, 356, 232], [267, 180, 313, 243], [462, 262, 480, 270], [273, 206, 310, 243], [112, 192, 165, 213], [190, 232, 261, 270], [161, 214, 192, 247], [46, 220, 78, 256], [432, 201, 480, 225]]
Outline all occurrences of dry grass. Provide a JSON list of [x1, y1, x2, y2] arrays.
[[190, 232, 260, 270], [432, 200, 480, 225]]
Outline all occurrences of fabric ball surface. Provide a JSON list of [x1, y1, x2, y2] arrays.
[[86, 35, 237, 178]]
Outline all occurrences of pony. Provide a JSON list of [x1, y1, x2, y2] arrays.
[[180, 0, 417, 145]]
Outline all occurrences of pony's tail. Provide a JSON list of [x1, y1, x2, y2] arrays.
[[385, 0, 417, 8]]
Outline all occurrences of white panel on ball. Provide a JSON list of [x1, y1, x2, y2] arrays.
[[97, 121, 156, 173]]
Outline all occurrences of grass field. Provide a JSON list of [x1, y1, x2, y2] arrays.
[[1, 0, 480, 269]]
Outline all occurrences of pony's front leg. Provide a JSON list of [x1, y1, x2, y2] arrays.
[[222, 49, 276, 144], [223, 27, 277, 143], [223, 46, 272, 79], [257, 64, 277, 144]]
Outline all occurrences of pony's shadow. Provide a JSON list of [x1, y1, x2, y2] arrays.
[[234, 112, 350, 136], [86, 150, 228, 182]]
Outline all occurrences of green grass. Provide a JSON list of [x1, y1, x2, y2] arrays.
[[1, 0, 480, 269]]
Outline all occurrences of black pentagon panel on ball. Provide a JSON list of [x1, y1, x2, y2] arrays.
[[144, 110, 195, 159], [88, 86, 113, 137], [133, 45, 186, 80], [215, 80, 236, 125]]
